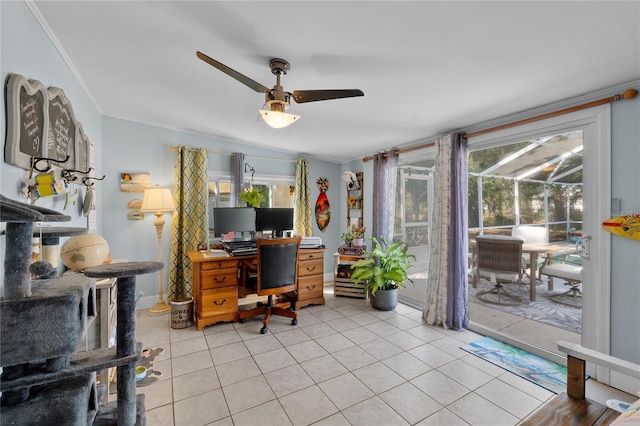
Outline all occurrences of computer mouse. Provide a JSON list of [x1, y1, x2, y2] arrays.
[[318, 244, 325, 249]]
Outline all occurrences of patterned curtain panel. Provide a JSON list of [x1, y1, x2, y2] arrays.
[[294, 158, 312, 237], [168, 146, 209, 301], [423, 133, 469, 329], [372, 150, 399, 242]]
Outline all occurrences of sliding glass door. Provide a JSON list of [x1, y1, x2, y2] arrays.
[[395, 158, 435, 308]]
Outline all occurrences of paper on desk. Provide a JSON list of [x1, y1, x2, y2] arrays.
[[206, 249, 229, 257]]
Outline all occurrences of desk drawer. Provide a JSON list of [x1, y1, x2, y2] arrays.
[[299, 250, 324, 261], [201, 259, 238, 271], [298, 259, 323, 277], [298, 275, 323, 300], [201, 287, 237, 318], [201, 268, 238, 289]]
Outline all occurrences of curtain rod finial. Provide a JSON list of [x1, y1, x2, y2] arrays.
[[623, 89, 638, 100]]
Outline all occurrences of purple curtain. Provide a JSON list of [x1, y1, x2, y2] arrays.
[[423, 133, 469, 329], [447, 133, 469, 329], [372, 150, 399, 242]]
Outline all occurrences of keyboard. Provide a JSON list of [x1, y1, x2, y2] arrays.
[[222, 240, 256, 249], [228, 247, 257, 256]]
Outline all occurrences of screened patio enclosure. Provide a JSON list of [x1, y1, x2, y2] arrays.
[[469, 130, 583, 242], [396, 130, 584, 308]]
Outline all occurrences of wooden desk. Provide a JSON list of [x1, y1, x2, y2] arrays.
[[188, 248, 325, 331]]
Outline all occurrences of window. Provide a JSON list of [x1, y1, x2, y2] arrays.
[[208, 171, 294, 231]]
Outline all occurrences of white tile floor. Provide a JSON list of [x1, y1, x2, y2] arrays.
[[132, 285, 629, 426]]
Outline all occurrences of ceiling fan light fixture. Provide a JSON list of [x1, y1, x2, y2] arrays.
[[259, 101, 300, 129]]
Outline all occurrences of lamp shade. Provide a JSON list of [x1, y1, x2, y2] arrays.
[[140, 185, 176, 213], [259, 109, 300, 128]]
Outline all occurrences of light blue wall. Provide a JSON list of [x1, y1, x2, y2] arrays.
[[101, 117, 341, 305], [1, 1, 102, 289], [609, 91, 640, 363]]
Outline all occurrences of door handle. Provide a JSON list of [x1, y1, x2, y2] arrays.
[[580, 236, 591, 260]]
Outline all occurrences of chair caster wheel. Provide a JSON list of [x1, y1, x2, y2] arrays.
[[260, 326, 268, 334], [239, 318, 246, 323], [291, 319, 297, 326]]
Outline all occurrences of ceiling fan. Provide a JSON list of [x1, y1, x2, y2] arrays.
[[196, 51, 364, 128]]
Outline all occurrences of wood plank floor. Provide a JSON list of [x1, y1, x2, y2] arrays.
[[521, 392, 620, 426]]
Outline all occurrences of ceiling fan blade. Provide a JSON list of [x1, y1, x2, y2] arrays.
[[292, 89, 364, 104], [196, 51, 270, 94]]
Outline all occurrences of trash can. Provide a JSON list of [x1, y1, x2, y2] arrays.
[[170, 298, 193, 329]]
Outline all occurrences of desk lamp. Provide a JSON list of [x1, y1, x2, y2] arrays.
[[141, 185, 176, 313]]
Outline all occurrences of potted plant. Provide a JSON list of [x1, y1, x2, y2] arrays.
[[238, 188, 264, 207], [349, 236, 415, 310], [340, 228, 355, 246], [351, 224, 366, 246]]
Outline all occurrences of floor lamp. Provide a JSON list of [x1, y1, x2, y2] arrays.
[[141, 185, 176, 313]]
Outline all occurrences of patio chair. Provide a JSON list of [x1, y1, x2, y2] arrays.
[[540, 262, 583, 308], [511, 225, 549, 278], [473, 235, 524, 306]]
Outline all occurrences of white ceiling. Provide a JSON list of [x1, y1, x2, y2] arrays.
[[31, 1, 640, 163]]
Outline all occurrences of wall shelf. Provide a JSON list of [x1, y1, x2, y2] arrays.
[[346, 172, 364, 227]]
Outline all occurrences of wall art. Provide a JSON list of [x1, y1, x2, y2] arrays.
[[120, 172, 150, 193], [315, 177, 330, 232], [4, 73, 91, 172]]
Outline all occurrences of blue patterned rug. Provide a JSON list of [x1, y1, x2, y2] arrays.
[[461, 336, 568, 393]]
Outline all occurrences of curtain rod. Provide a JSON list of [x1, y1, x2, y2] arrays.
[[171, 146, 295, 163], [362, 143, 434, 162], [362, 88, 638, 162], [464, 88, 637, 138]]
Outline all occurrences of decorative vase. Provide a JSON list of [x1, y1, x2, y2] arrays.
[[353, 238, 364, 247], [369, 288, 398, 311]]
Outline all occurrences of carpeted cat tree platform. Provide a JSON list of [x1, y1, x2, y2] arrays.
[[0, 195, 161, 425]]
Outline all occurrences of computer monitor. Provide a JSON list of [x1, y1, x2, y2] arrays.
[[255, 208, 294, 238], [212, 207, 256, 240]]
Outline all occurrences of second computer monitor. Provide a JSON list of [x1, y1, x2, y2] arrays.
[[255, 208, 294, 237]]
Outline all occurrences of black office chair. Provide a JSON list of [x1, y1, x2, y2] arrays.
[[238, 236, 301, 334]]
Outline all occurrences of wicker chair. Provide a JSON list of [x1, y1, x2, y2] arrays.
[[473, 235, 525, 306]]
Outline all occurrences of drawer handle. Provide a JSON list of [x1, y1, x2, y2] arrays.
[[213, 299, 227, 306], [306, 266, 316, 272], [214, 276, 227, 283], [306, 285, 316, 291]]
